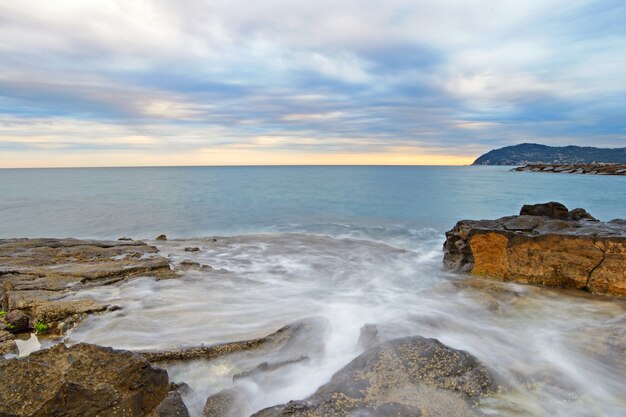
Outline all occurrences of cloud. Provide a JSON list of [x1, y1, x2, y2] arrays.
[[0, 0, 625, 167]]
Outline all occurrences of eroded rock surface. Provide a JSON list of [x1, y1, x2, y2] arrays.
[[0, 238, 175, 334], [443, 203, 626, 296], [141, 317, 327, 363], [253, 336, 494, 417], [0, 343, 170, 417]]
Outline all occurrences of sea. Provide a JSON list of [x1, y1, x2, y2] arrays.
[[1, 165, 625, 417]]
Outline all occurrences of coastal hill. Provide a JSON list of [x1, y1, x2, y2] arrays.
[[473, 143, 626, 165]]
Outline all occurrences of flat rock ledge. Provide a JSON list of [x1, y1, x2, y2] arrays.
[[0, 238, 175, 336], [512, 163, 626, 175], [443, 202, 626, 296]]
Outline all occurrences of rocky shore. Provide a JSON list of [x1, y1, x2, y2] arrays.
[[512, 163, 626, 175], [444, 202, 626, 296], [1, 236, 498, 417], [2, 216, 624, 416]]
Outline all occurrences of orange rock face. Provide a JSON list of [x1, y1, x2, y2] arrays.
[[469, 233, 509, 279], [443, 204, 626, 296]]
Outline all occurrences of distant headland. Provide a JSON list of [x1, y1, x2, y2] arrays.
[[473, 143, 626, 166]]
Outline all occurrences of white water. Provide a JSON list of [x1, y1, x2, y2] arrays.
[[65, 232, 626, 417]]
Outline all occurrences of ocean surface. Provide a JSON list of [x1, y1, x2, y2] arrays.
[[1, 165, 624, 239], [2, 166, 625, 417]]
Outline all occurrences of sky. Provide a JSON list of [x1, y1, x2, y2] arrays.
[[1, 0, 625, 167]]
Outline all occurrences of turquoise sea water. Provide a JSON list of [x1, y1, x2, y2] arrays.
[[0, 165, 624, 239]]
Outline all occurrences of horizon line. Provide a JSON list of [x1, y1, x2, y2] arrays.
[[0, 163, 480, 170]]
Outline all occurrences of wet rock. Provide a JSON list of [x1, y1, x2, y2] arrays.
[[0, 238, 175, 335], [366, 403, 423, 416], [203, 388, 252, 417], [141, 317, 327, 364], [0, 342, 169, 416], [184, 247, 200, 252], [169, 381, 192, 395], [118, 237, 134, 241], [4, 310, 30, 333], [151, 390, 190, 417], [253, 336, 493, 417], [444, 204, 626, 296], [233, 355, 310, 381], [175, 260, 214, 272], [357, 323, 380, 350], [156, 234, 168, 241]]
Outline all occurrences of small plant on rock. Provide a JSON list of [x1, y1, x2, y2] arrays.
[[0, 310, 6, 319], [34, 321, 49, 334]]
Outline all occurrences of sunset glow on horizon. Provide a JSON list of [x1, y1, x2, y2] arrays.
[[1, 1, 625, 167]]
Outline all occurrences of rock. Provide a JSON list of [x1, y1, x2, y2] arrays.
[[0, 342, 170, 416], [569, 208, 598, 221], [184, 247, 200, 252], [141, 317, 327, 364], [0, 330, 15, 342], [0, 339, 17, 355], [156, 234, 168, 241], [253, 336, 493, 417], [444, 204, 626, 296], [203, 388, 252, 417], [175, 260, 214, 272], [513, 163, 626, 176], [0, 238, 175, 335], [357, 323, 380, 350], [4, 310, 30, 332], [118, 237, 134, 241], [169, 381, 192, 395], [233, 355, 310, 381], [519, 201, 569, 219], [151, 391, 190, 417], [0, 330, 17, 355]]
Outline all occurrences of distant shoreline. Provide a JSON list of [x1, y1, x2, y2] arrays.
[[512, 163, 626, 175]]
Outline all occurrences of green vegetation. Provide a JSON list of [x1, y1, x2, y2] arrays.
[[0, 310, 5, 318], [473, 143, 626, 165], [6, 322, 15, 330], [34, 321, 49, 334]]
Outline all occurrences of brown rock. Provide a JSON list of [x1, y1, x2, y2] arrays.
[[0, 339, 17, 355], [151, 391, 190, 417], [569, 208, 598, 221], [4, 310, 30, 333], [0, 343, 170, 417], [443, 205, 626, 296], [156, 234, 168, 241]]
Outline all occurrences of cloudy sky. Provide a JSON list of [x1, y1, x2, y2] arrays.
[[1, 0, 625, 167]]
